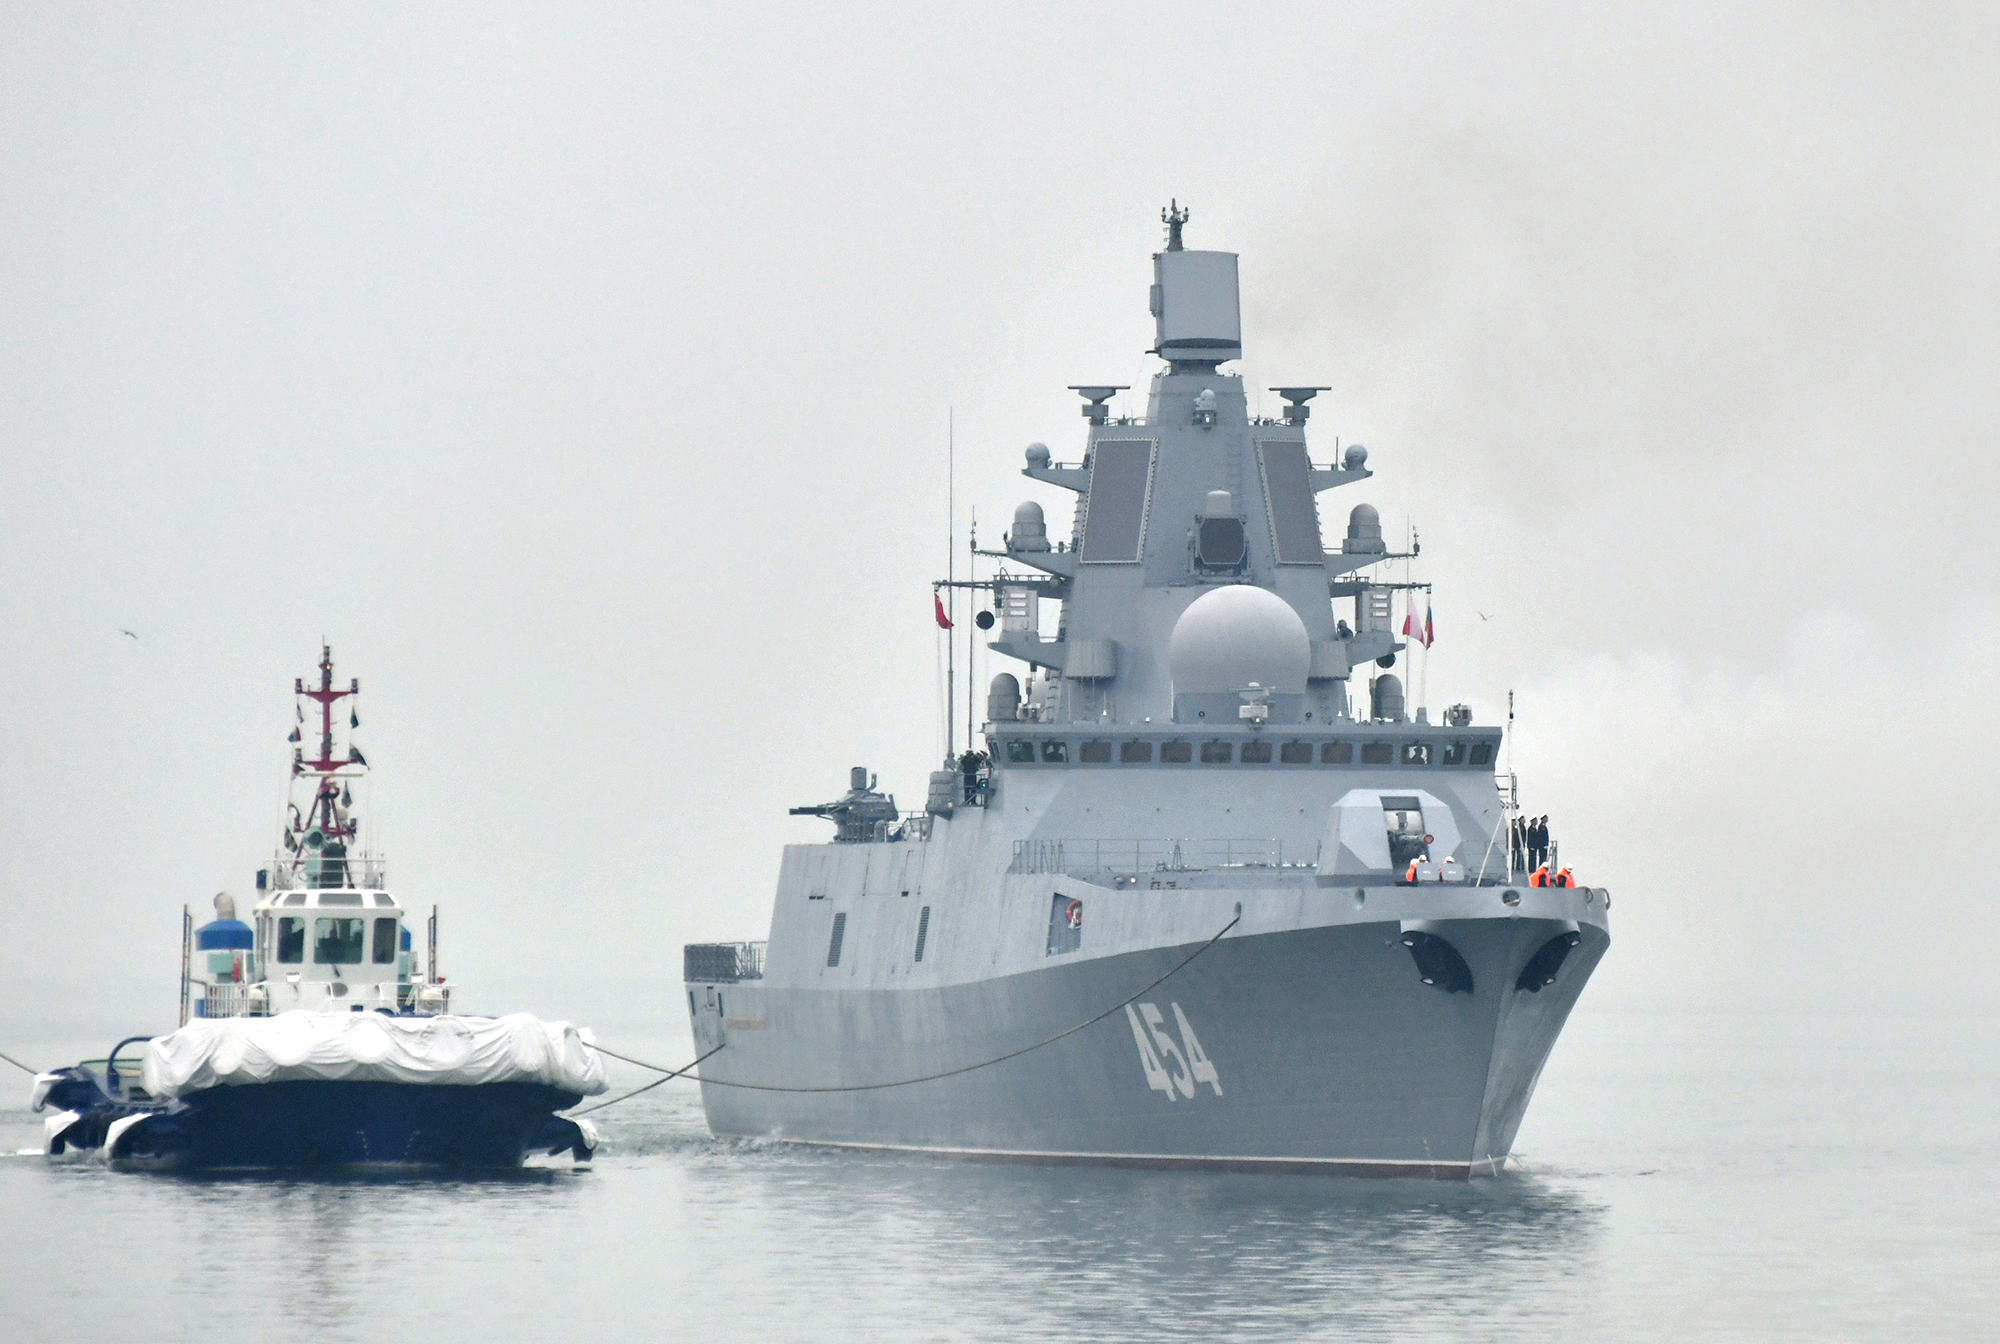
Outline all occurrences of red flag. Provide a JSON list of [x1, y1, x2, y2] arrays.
[[1402, 594, 1434, 648], [934, 592, 954, 630]]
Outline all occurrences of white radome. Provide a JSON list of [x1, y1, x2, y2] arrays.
[[1167, 584, 1311, 695]]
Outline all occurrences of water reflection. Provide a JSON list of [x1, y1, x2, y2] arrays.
[[1, 1093, 1602, 1344], [608, 1093, 1606, 1343]]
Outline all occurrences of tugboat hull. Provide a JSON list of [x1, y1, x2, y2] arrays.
[[104, 1080, 593, 1169]]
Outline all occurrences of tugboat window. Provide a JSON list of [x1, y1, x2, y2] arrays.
[[1200, 741, 1232, 763], [1120, 740, 1154, 763], [1160, 741, 1193, 763], [1080, 740, 1112, 763], [1280, 741, 1313, 763], [371, 917, 398, 965], [1361, 742, 1393, 764], [1240, 740, 1272, 763], [1470, 742, 1493, 766], [1402, 743, 1432, 766], [1442, 741, 1467, 766], [277, 916, 305, 964], [1006, 740, 1035, 763], [1041, 741, 1068, 763], [314, 917, 365, 965], [1324, 741, 1355, 764]]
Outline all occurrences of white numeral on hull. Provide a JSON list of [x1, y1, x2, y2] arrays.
[[1125, 1001, 1222, 1100]]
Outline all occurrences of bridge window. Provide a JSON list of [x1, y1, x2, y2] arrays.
[[1005, 741, 1035, 764], [372, 918, 398, 965], [1120, 740, 1154, 763], [1443, 741, 1467, 766], [1160, 741, 1193, 763], [277, 917, 305, 964], [1361, 742, 1393, 764], [1471, 742, 1494, 766], [1200, 741, 1232, 763], [1080, 740, 1111, 763], [1041, 741, 1068, 763], [314, 917, 365, 965], [1280, 741, 1313, 764], [1402, 743, 1433, 766], [1240, 740, 1273, 763], [1323, 741, 1354, 764]]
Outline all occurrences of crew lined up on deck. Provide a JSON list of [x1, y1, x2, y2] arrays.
[[1510, 814, 1553, 873]]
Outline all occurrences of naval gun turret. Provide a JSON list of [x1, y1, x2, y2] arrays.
[[790, 767, 901, 843]]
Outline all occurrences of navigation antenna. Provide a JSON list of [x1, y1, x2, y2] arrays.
[[1162, 200, 1188, 251], [285, 643, 365, 884]]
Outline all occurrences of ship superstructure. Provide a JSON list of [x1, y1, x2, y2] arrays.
[[683, 208, 1608, 1177]]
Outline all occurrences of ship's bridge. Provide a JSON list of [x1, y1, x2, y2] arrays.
[[186, 884, 444, 1019]]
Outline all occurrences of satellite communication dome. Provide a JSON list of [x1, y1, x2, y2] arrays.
[[1167, 585, 1311, 695]]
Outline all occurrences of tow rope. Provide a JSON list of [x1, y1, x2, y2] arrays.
[[574, 909, 1239, 1110], [0, 1049, 39, 1076]]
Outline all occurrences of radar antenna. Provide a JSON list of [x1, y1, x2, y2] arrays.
[[284, 643, 365, 886], [1162, 200, 1189, 251]]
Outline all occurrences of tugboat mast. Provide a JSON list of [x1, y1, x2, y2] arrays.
[[287, 642, 364, 882]]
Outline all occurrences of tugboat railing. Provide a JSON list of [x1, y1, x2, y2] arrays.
[[193, 980, 453, 1017], [264, 853, 389, 892]]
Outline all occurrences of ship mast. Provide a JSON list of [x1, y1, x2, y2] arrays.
[[284, 643, 366, 883]]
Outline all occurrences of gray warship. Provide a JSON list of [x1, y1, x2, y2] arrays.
[[684, 206, 1609, 1177]]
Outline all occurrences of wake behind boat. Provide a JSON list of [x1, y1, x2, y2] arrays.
[[31, 646, 605, 1169]]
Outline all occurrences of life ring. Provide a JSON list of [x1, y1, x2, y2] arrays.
[[1064, 899, 1083, 930]]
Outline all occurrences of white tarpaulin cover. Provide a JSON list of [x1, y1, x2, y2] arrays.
[[142, 1012, 609, 1099]]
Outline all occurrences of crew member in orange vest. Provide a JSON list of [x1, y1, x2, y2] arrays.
[[1530, 865, 1549, 887]]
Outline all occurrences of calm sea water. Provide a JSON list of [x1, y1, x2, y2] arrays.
[[4, 1005, 1995, 1342]]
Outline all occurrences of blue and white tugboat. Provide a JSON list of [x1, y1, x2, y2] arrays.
[[31, 646, 606, 1169]]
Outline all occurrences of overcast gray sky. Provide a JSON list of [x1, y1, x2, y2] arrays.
[[4, 3, 1995, 1047]]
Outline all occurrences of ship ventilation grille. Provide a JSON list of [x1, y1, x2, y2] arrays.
[[826, 913, 847, 968], [914, 906, 931, 962]]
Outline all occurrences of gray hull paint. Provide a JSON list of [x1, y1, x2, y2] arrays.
[[692, 909, 1606, 1178], [687, 220, 1614, 1177]]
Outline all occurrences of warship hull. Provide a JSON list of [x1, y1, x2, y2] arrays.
[[691, 885, 1607, 1178], [690, 211, 1611, 1175]]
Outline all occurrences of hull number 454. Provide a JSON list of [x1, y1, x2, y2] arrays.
[[1124, 1002, 1222, 1099]]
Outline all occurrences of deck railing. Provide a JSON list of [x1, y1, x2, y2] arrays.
[[684, 941, 768, 983], [1008, 838, 1289, 876], [265, 852, 389, 892], [192, 979, 451, 1017]]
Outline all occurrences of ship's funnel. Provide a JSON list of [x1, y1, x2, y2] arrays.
[[1150, 250, 1241, 366]]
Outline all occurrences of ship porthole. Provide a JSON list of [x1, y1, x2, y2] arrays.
[[1501, 889, 1521, 907]]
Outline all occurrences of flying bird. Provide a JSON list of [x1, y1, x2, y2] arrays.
[[1476, 612, 1492, 622], [120, 629, 138, 639]]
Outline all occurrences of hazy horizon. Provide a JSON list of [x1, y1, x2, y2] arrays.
[[4, 3, 1996, 1051]]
